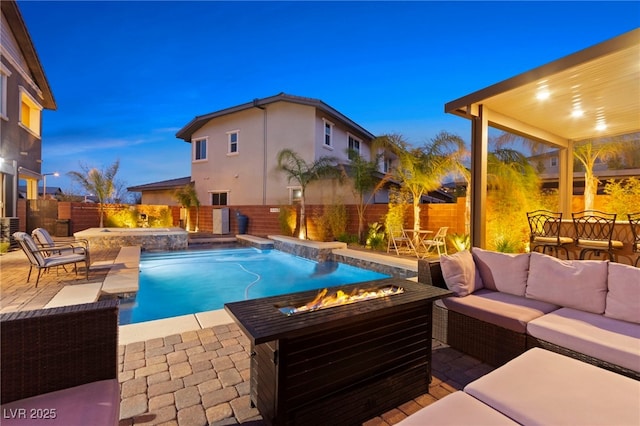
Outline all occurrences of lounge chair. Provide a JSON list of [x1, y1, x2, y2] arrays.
[[32, 227, 90, 264], [12, 232, 89, 287]]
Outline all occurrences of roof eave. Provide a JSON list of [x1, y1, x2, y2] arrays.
[[2, 1, 56, 110]]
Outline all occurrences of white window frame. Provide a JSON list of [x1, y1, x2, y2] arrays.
[[383, 156, 393, 173], [550, 156, 558, 167], [288, 185, 302, 205], [210, 191, 229, 206], [193, 137, 208, 162], [348, 134, 361, 160], [323, 119, 334, 149], [0, 63, 10, 121], [227, 130, 239, 156], [18, 86, 42, 137]]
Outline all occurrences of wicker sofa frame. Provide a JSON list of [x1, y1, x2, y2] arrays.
[[418, 259, 639, 380], [0, 300, 119, 404]]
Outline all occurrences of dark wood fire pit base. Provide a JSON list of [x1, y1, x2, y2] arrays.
[[225, 278, 452, 426]]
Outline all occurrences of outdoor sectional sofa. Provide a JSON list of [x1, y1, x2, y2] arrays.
[[0, 300, 120, 425], [418, 248, 640, 380]]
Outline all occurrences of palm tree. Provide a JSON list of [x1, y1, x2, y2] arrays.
[[573, 138, 629, 210], [276, 149, 340, 239], [374, 132, 467, 234], [67, 160, 120, 227], [174, 184, 200, 231], [343, 149, 389, 244]]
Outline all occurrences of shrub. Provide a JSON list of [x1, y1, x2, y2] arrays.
[[365, 222, 386, 251], [449, 233, 470, 252], [278, 205, 296, 236], [603, 177, 640, 216], [325, 202, 347, 239]]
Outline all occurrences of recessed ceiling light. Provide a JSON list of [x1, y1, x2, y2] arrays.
[[571, 109, 584, 118], [596, 122, 607, 131], [536, 90, 550, 100]]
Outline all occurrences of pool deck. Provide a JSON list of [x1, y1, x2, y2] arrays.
[[0, 235, 495, 425]]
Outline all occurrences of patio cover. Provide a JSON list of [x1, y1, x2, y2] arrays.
[[445, 28, 640, 248]]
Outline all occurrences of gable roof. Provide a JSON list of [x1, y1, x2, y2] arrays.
[[127, 176, 192, 192], [176, 93, 375, 142], [1, 0, 56, 110]]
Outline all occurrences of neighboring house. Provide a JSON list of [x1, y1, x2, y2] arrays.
[[0, 0, 56, 219], [176, 93, 394, 207], [127, 176, 192, 205], [528, 149, 640, 195], [18, 185, 62, 200]]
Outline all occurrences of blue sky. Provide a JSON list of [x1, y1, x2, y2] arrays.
[[18, 1, 640, 195]]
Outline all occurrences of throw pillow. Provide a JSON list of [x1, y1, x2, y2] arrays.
[[472, 248, 530, 296], [605, 262, 640, 324], [526, 252, 608, 314], [440, 250, 479, 297]]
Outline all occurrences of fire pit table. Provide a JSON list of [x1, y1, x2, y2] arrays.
[[225, 278, 452, 426]]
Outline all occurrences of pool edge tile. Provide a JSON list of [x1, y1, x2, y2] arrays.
[[119, 314, 201, 345], [195, 309, 235, 328]]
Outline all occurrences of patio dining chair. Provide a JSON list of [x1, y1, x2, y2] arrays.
[[527, 210, 573, 259], [571, 210, 623, 262], [628, 212, 640, 267], [423, 226, 448, 257], [386, 226, 416, 256], [12, 232, 89, 287]]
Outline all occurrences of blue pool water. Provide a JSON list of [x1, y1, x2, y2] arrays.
[[119, 248, 389, 324]]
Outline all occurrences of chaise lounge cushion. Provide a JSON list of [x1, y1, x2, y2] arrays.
[[440, 250, 482, 297], [527, 307, 640, 373], [464, 348, 640, 426], [441, 289, 559, 333], [0, 379, 120, 426], [472, 248, 530, 296], [525, 252, 608, 314], [605, 262, 640, 324], [395, 391, 518, 426]]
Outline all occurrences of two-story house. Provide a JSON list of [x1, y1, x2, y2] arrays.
[[176, 93, 392, 207], [0, 0, 56, 223]]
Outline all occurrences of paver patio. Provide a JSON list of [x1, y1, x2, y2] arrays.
[[0, 240, 494, 425]]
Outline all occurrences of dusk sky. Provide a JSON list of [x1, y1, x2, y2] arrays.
[[18, 1, 640, 196]]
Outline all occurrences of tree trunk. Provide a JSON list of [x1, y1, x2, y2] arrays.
[[299, 196, 307, 239], [584, 171, 598, 210], [99, 203, 104, 227]]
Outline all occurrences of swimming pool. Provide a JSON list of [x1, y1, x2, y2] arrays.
[[119, 247, 390, 324]]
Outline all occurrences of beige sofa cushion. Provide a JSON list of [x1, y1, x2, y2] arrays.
[[464, 348, 640, 426], [526, 252, 608, 314], [395, 391, 518, 426], [527, 307, 640, 373], [441, 289, 559, 333], [606, 262, 640, 324], [440, 250, 482, 297], [472, 248, 530, 296]]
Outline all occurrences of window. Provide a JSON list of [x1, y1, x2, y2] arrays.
[[550, 156, 558, 167], [19, 87, 42, 136], [211, 192, 228, 206], [348, 135, 361, 160], [0, 63, 9, 120], [383, 157, 393, 173], [228, 131, 239, 154], [289, 186, 302, 205], [193, 138, 207, 161], [323, 119, 333, 147]]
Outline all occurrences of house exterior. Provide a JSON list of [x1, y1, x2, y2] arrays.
[[0, 0, 56, 219], [176, 93, 393, 207], [127, 176, 192, 205]]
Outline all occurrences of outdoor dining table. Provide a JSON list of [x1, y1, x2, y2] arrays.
[[403, 229, 434, 257]]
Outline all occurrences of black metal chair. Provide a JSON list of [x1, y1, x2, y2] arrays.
[[572, 210, 623, 262], [527, 210, 573, 259], [628, 212, 640, 267]]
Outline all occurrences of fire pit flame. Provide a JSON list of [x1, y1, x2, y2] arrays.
[[279, 286, 404, 316]]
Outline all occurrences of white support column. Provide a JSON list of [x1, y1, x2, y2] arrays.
[[558, 141, 574, 217]]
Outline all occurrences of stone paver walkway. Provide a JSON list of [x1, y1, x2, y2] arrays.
[[1, 241, 494, 425]]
